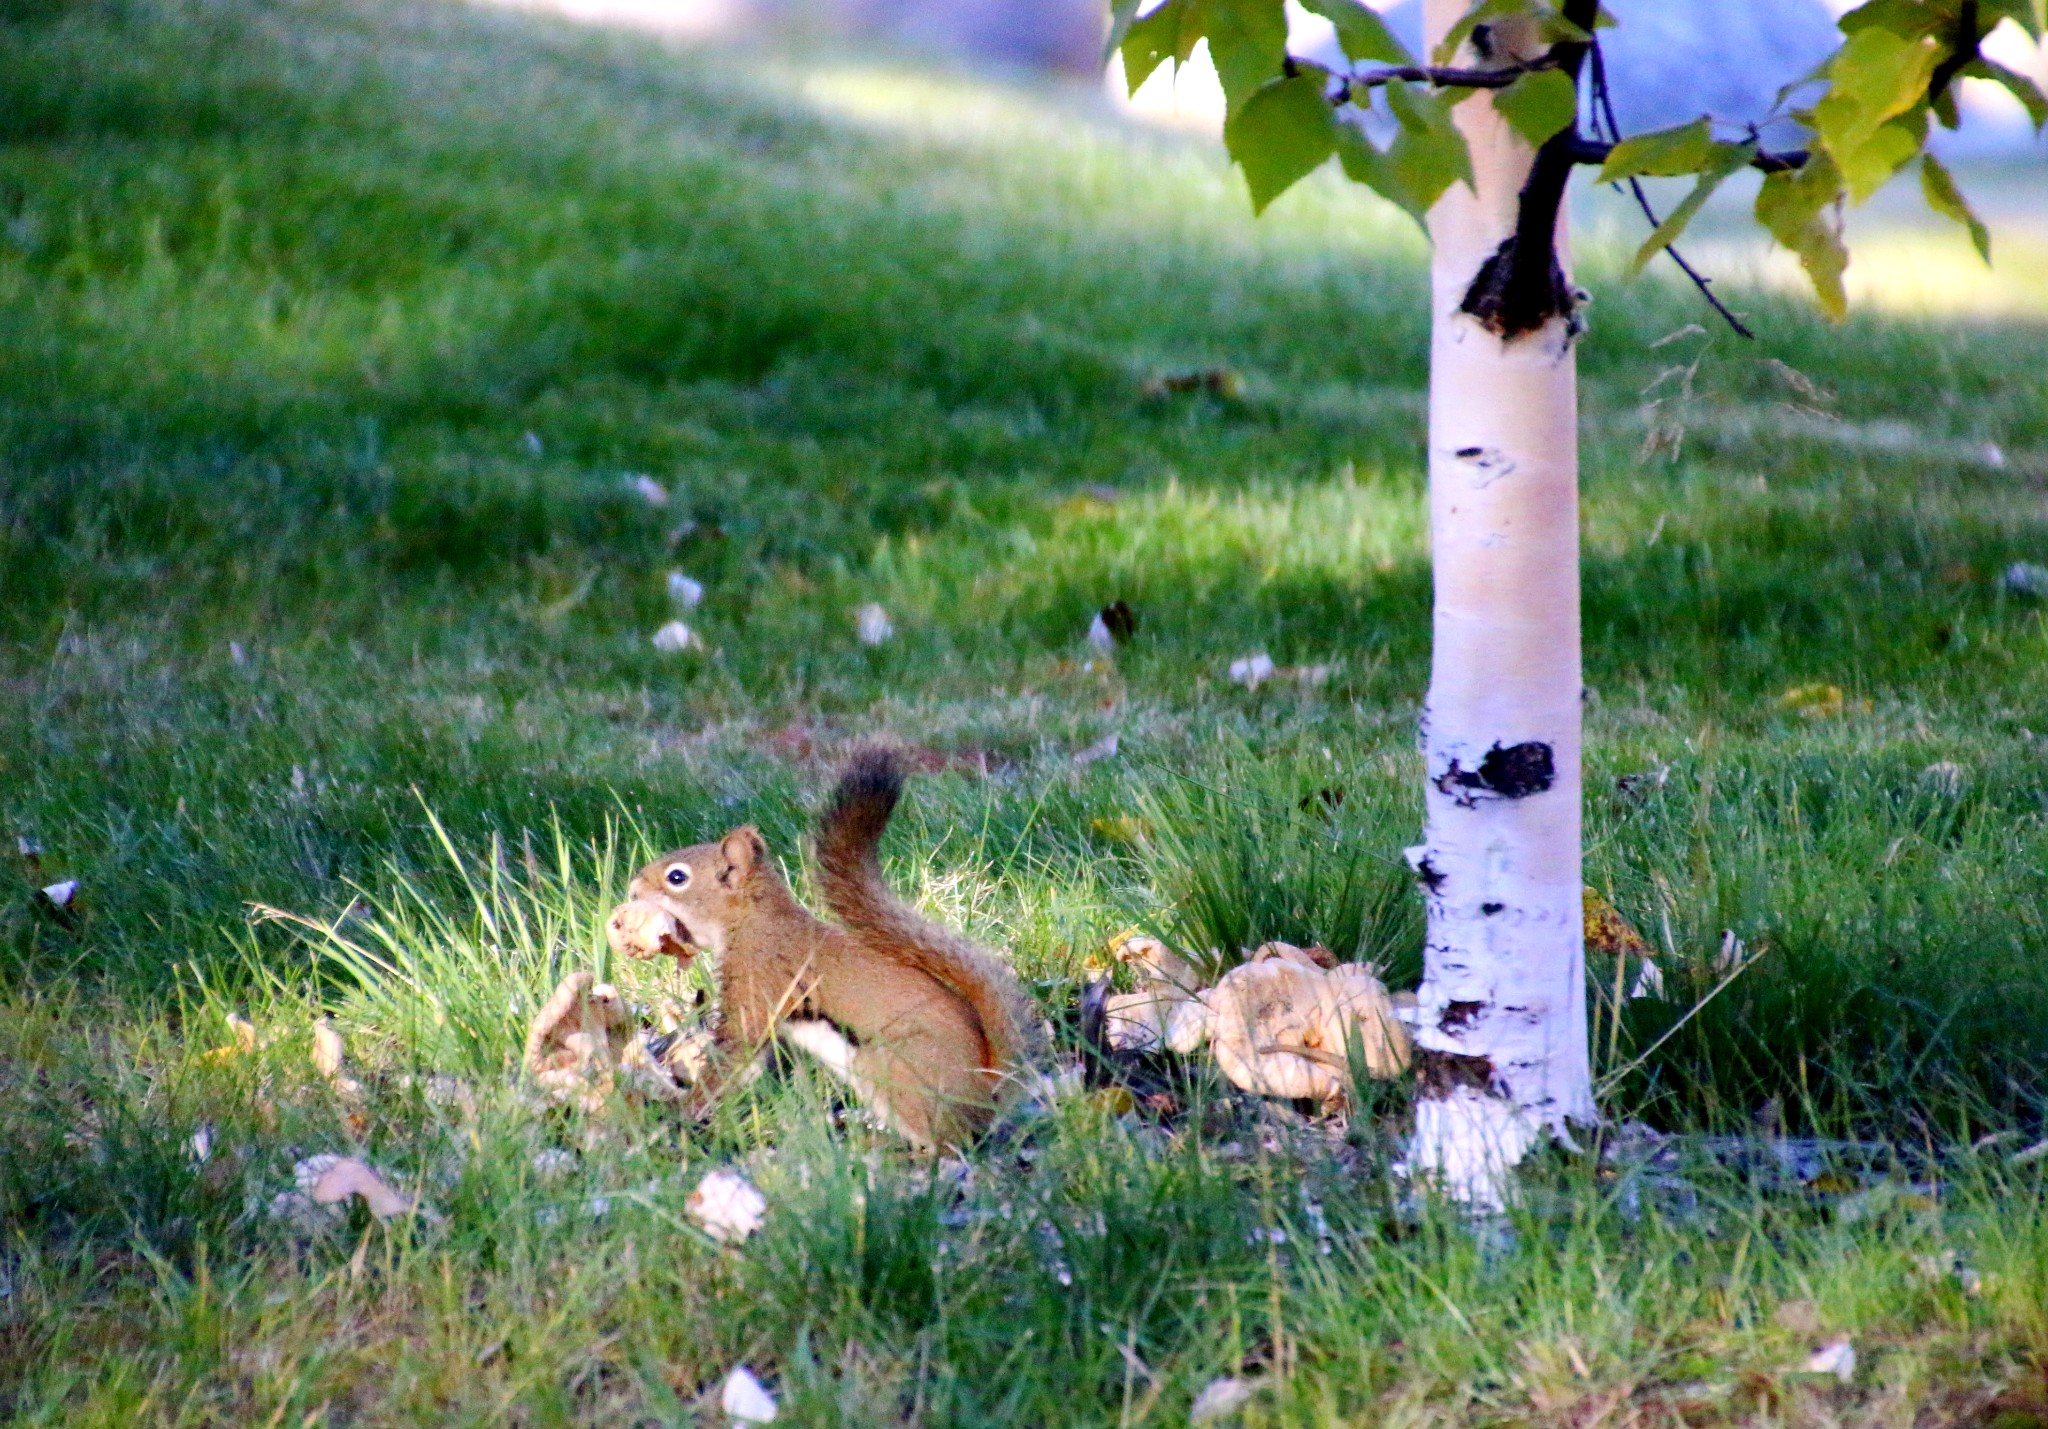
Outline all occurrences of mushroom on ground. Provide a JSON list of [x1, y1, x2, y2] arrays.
[[1102, 933, 1214, 1053], [1206, 946, 1410, 1107], [606, 898, 695, 963], [524, 971, 641, 1111]]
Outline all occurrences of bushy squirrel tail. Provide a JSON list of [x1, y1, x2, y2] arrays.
[[814, 747, 1043, 1078]]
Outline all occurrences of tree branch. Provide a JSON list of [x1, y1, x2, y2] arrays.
[[1457, 0, 1601, 338], [1333, 59, 1553, 100], [1927, 0, 1981, 108]]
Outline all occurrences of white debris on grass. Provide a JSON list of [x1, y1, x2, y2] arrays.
[[1802, 1337, 1856, 1383], [40, 880, 77, 907], [1227, 653, 1274, 688], [625, 473, 669, 506], [1086, 611, 1116, 652], [720, 1366, 778, 1422], [855, 603, 893, 646], [687, 1168, 767, 1244], [667, 571, 705, 608], [651, 620, 703, 653], [1188, 1375, 1257, 1423]]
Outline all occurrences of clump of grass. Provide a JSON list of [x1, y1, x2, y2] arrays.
[[1119, 746, 1422, 984]]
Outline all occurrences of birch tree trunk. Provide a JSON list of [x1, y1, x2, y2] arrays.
[[1405, 0, 1595, 1206]]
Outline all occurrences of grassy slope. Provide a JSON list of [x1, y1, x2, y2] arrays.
[[2, 0, 2048, 1420]]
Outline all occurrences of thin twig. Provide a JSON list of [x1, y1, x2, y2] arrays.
[[1589, 39, 1755, 339], [1332, 58, 1551, 100]]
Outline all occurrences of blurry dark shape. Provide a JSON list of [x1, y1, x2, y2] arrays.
[[1141, 368, 1242, 400], [1099, 599, 1136, 644]]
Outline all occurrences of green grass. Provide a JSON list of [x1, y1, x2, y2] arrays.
[[4, 0, 2048, 1419]]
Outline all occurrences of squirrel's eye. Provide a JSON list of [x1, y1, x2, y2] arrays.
[[665, 865, 690, 888]]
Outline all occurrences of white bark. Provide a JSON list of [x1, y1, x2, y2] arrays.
[[1406, 0, 1595, 1207]]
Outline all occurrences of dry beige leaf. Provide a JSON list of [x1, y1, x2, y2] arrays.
[[1207, 957, 1409, 1105], [298, 1154, 418, 1220], [606, 898, 695, 963], [312, 1019, 347, 1078], [201, 1012, 261, 1063]]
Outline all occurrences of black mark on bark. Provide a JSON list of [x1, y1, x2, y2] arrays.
[[1415, 1047, 1498, 1097], [1481, 901, 1504, 916], [1413, 853, 1446, 893], [1435, 741, 1556, 806], [1439, 999, 1485, 1032]]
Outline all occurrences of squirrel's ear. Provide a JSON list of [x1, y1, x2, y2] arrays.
[[720, 827, 766, 877]]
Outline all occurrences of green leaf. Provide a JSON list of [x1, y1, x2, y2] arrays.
[[1597, 117, 1715, 182], [1813, 25, 1939, 162], [1205, 0, 1290, 113], [1335, 80, 1473, 225], [1626, 142, 1753, 275], [1226, 72, 1339, 212], [1755, 148, 1850, 321], [1495, 68, 1578, 146], [1836, 0, 1949, 41], [1980, 0, 2043, 40], [1967, 56, 2048, 126], [1296, 0, 1413, 65], [1120, 0, 1199, 95], [1835, 105, 1926, 202], [1920, 151, 1991, 262], [1105, 0, 1147, 63], [1384, 78, 1475, 206]]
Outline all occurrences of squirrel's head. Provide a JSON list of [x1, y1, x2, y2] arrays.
[[625, 826, 774, 956]]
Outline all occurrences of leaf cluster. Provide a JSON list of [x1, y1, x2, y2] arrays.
[[1112, 0, 2045, 319]]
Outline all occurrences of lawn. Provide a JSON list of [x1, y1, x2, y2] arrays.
[[2, 0, 2048, 1421]]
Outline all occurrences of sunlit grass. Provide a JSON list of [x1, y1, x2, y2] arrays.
[[3, 0, 2048, 1419]]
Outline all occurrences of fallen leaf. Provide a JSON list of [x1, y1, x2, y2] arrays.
[[1090, 815, 1151, 844], [720, 1365, 778, 1422], [1188, 1375, 1258, 1423], [1780, 683, 1846, 718], [312, 1019, 347, 1079], [855, 603, 893, 646], [1228, 653, 1275, 689], [296, 1154, 419, 1220], [1801, 1336, 1855, 1383], [202, 1013, 260, 1063], [651, 620, 703, 653], [688, 1168, 767, 1244], [667, 571, 705, 608]]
